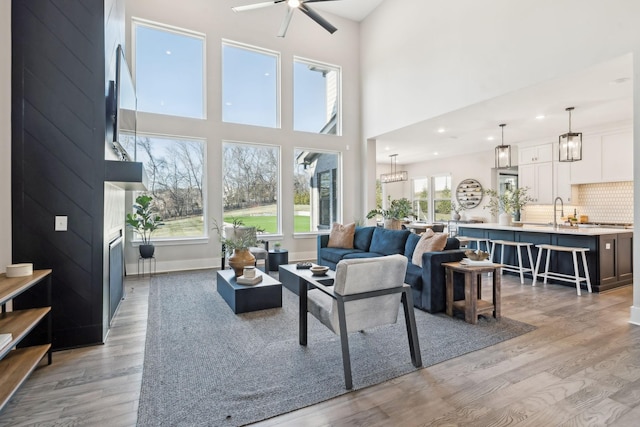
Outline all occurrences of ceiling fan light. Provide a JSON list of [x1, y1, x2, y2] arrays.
[[288, 0, 301, 7]]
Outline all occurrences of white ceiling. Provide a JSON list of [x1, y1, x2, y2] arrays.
[[312, 0, 385, 22], [374, 54, 634, 165]]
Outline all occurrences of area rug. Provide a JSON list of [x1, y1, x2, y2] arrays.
[[137, 270, 535, 427]]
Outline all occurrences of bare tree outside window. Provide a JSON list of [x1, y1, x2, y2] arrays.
[[134, 135, 205, 239], [223, 142, 279, 234]]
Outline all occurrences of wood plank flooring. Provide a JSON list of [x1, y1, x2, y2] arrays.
[[0, 272, 639, 426]]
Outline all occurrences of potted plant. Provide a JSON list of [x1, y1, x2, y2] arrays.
[[126, 195, 163, 258], [451, 201, 465, 221], [212, 218, 262, 276], [273, 242, 282, 252], [366, 197, 413, 230], [507, 187, 533, 221], [484, 187, 533, 225]]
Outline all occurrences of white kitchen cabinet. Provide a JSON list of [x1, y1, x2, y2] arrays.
[[601, 131, 633, 182], [518, 143, 553, 165], [519, 162, 553, 204], [569, 133, 604, 184], [554, 161, 572, 203]]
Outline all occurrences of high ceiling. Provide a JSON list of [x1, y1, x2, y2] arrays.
[[374, 54, 633, 165], [312, 0, 385, 22]]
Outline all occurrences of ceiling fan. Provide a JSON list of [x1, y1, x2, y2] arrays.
[[232, 0, 341, 37]]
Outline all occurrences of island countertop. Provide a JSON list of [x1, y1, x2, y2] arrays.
[[457, 223, 633, 292], [458, 223, 632, 236]]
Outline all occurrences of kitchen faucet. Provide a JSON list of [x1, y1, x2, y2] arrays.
[[553, 197, 564, 229]]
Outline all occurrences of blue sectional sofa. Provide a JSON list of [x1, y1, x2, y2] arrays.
[[317, 226, 466, 313]]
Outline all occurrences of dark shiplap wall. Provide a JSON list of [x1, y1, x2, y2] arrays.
[[12, 0, 107, 349]]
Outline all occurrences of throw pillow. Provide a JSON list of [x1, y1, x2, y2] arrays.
[[411, 230, 449, 267], [327, 222, 356, 249]]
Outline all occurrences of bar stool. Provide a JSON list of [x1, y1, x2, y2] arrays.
[[489, 240, 534, 284], [457, 236, 492, 258], [533, 244, 592, 296]]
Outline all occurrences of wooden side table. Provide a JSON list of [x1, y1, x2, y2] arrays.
[[443, 261, 503, 324]]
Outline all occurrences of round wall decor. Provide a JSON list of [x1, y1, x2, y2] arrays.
[[456, 178, 483, 209]]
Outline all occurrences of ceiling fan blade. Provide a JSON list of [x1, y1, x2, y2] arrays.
[[299, 3, 337, 34], [232, 1, 284, 13], [277, 7, 294, 37], [303, 0, 342, 3]]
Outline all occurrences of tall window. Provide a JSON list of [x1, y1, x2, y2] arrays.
[[412, 178, 429, 221], [294, 58, 341, 135], [223, 142, 280, 234], [294, 149, 341, 232], [134, 135, 206, 239], [134, 20, 205, 119], [432, 175, 452, 222], [222, 41, 279, 128]]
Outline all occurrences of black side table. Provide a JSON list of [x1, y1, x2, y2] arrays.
[[268, 249, 289, 271]]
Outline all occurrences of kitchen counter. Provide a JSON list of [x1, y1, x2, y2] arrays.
[[459, 223, 631, 236], [458, 223, 633, 292]]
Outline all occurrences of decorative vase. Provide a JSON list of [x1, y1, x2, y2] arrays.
[[228, 248, 256, 277], [498, 212, 512, 226], [452, 212, 461, 221], [384, 219, 402, 230], [512, 211, 521, 222], [139, 244, 155, 259]]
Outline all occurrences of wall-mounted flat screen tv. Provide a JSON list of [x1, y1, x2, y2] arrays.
[[107, 44, 137, 161]]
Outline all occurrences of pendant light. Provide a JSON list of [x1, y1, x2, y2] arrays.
[[380, 154, 408, 184], [559, 107, 582, 162], [494, 124, 511, 169]]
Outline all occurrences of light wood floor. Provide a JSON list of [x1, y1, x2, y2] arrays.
[[1, 272, 639, 426]]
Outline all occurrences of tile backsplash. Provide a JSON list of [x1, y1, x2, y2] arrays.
[[522, 181, 633, 224]]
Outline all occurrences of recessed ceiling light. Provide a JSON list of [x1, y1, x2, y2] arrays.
[[536, 114, 545, 120], [487, 136, 495, 141], [433, 152, 439, 156], [166, 50, 172, 55], [225, 102, 232, 106], [384, 146, 390, 151], [437, 128, 445, 133], [264, 72, 270, 77]]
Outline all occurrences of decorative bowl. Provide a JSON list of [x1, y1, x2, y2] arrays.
[[464, 250, 490, 261], [310, 266, 329, 276]]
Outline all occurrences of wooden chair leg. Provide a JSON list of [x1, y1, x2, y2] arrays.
[[336, 298, 353, 390]]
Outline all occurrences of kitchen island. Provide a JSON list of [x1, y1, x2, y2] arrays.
[[457, 223, 633, 292]]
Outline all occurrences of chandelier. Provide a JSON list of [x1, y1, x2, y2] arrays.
[[380, 154, 408, 184]]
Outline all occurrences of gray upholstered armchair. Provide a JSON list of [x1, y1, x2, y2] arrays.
[[304, 254, 422, 389]]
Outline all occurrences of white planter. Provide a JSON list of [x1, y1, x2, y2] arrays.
[[499, 213, 512, 226]]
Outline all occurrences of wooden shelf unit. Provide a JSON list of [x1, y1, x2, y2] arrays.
[[0, 270, 52, 411]]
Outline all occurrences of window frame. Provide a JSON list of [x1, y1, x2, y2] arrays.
[[293, 148, 343, 236], [221, 140, 282, 237], [431, 174, 452, 223], [411, 177, 430, 222], [130, 132, 208, 243], [131, 18, 207, 119], [221, 39, 281, 129], [293, 56, 342, 136]]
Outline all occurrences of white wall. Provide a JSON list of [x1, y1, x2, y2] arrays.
[[0, 1, 11, 273], [361, 0, 640, 139], [124, 0, 362, 271]]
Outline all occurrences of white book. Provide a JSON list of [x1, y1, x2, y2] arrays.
[[0, 333, 13, 350], [236, 274, 263, 285]]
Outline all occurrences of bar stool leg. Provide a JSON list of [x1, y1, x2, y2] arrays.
[[543, 248, 551, 284], [490, 242, 496, 262], [533, 246, 542, 286], [572, 251, 581, 296], [500, 244, 505, 276], [581, 251, 592, 293], [526, 245, 534, 284], [516, 245, 525, 284]]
